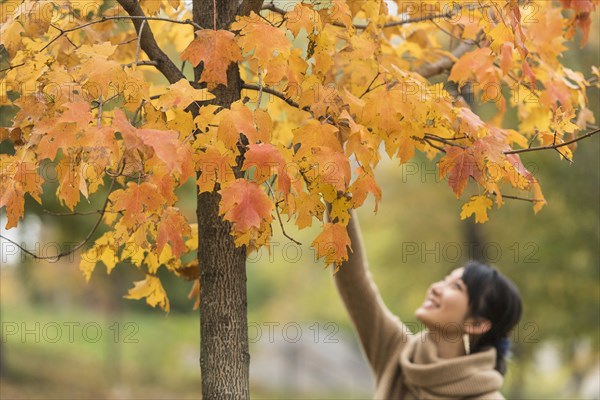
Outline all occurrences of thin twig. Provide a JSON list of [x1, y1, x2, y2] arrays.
[[242, 83, 304, 110], [264, 180, 302, 246], [122, 60, 159, 68], [257, 68, 264, 108], [360, 72, 381, 99], [42, 209, 122, 216], [41, 15, 202, 52], [90, 94, 120, 110], [0, 63, 25, 73], [504, 128, 599, 155], [423, 138, 447, 153], [135, 19, 147, 64], [423, 134, 468, 149], [97, 95, 103, 127], [494, 193, 545, 203]]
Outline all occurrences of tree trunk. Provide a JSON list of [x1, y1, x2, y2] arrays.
[[197, 190, 249, 399], [193, 1, 262, 398]]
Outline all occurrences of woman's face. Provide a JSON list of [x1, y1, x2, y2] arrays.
[[415, 268, 470, 333]]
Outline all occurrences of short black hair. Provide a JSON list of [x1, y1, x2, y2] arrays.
[[462, 261, 522, 375]]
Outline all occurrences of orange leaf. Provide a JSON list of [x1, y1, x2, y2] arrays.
[[157, 207, 191, 258], [219, 179, 274, 233], [195, 144, 237, 193], [216, 102, 268, 149], [349, 167, 382, 211], [438, 147, 484, 198], [113, 109, 193, 178], [110, 182, 165, 226], [242, 143, 290, 193], [311, 223, 352, 266], [0, 152, 43, 228], [181, 30, 242, 86], [231, 13, 291, 64]]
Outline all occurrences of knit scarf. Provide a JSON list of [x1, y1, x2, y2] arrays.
[[398, 332, 504, 399]]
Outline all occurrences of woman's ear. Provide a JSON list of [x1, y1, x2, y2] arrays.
[[463, 317, 492, 335]]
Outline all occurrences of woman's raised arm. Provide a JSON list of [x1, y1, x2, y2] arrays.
[[333, 209, 412, 379]]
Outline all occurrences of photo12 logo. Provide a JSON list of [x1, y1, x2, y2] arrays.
[[1, 321, 139, 344]]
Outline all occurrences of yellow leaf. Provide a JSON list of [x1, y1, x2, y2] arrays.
[[125, 275, 170, 312], [460, 195, 493, 224], [532, 181, 547, 214], [79, 233, 117, 281], [155, 79, 214, 111], [488, 23, 514, 54]]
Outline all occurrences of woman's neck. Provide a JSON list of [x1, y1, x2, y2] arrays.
[[428, 330, 467, 358]]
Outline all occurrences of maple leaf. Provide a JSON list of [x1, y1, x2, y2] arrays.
[[5, 0, 596, 319], [438, 147, 485, 198], [311, 223, 352, 267], [362, 90, 410, 136], [181, 30, 243, 86], [216, 102, 271, 149], [219, 179, 274, 234], [231, 12, 292, 67], [488, 23, 514, 54], [309, 147, 351, 192], [0, 152, 43, 229], [125, 275, 170, 312], [293, 120, 343, 156], [195, 143, 237, 193], [110, 182, 165, 227], [285, 3, 322, 36], [449, 48, 498, 91], [242, 143, 291, 194], [460, 195, 493, 224], [34, 101, 92, 160], [79, 233, 118, 282], [154, 79, 215, 111], [349, 167, 382, 211], [113, 109, 193, 178], [157, 207, 191, 258], [288, 192, 324, 229], [56, 156, 83, 211]]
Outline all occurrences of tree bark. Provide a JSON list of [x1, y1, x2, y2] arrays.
[[197, 190, 249, 399], [192, 1, 263, 398]]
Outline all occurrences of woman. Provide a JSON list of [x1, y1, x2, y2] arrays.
[[334, 212, 522, 399]]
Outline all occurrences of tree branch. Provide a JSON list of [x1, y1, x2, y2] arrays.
[[423, 134, 467, 149], [415, 39, 475, 79], [504, 128, 599, 155], [238, 0, 264, 17], [261, 3, 458, 29], [116, 0, 186, 84], [241, 83, 305, 110]]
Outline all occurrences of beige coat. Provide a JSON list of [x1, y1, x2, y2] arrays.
[[334, 216, 504, 399]]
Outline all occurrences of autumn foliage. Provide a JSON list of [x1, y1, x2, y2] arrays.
[[1, 0, 598, 312]]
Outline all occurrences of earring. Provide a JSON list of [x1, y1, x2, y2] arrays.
[[463, 333, 470, 355]]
